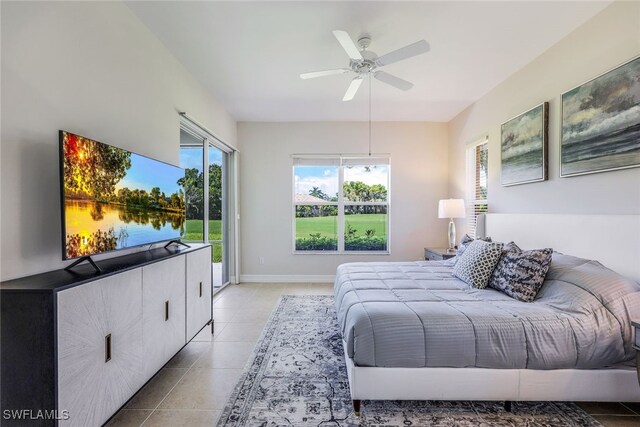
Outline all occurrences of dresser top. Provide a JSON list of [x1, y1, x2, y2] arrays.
[[425, 247, 457, 255], [1, 244, 210, 293]]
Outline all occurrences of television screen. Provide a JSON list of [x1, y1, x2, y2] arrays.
[[60, 131, 186, 260]]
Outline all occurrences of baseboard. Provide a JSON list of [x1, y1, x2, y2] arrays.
[[239, 274, 335, 283]]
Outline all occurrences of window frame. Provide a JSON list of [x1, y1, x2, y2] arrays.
[[292, 156, 391, 255], [465, 137, 488, 238]]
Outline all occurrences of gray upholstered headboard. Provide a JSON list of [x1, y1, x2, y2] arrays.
[[478, 213, 640, 282]]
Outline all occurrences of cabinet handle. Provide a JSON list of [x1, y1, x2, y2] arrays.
[[105, 334, 112, 363], [165, 300, 170, 321], [199, 281, 203, 298]]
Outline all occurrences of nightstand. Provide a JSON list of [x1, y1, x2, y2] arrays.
[[424, 247, 457, 261], [633, 320, 640, 385]]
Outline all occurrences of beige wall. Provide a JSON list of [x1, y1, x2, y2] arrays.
[[237, 122, 449, 281], [1, 2, 236, 280], [448, 1, 640, 238], [3, 1, 637, 282]]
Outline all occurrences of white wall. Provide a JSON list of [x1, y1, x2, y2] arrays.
[[237, 122, 449, 281], [1, 1, 236, 280], [448, 1, 640, 238]]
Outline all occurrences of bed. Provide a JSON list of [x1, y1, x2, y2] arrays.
[[334, 213, 640, 413]]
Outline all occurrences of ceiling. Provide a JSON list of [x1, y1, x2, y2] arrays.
[[127, 1, 610, 122]]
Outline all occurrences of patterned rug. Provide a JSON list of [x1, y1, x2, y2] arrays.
[[217, 295, 601, 426]]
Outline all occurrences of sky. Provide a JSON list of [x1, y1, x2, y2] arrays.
[[117, 153, 183, 194], [180, 147, 223, 170], [294, 165, 389, 197]]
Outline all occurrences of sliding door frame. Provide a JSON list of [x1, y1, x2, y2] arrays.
[[180, 115, 239, 286]]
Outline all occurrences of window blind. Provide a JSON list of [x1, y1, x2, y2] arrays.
[[341, 156, 390, 166], [292, 157, 341, 166], [466, 139, 488, 238], [292, 155, 390, 166]]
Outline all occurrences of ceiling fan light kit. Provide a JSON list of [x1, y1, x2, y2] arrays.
[[300, 30, 430, 100]]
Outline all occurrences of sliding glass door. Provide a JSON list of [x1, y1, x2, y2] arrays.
[[179, 140, 205, 244], [179, 129, 231, 289], [208, 145, 228, 286]]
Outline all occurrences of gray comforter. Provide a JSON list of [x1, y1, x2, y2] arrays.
[[334, 253, 640, 369]]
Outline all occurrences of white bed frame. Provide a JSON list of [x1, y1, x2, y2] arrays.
[[344, 214, 640, 412]]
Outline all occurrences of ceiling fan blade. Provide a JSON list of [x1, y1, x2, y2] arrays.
[[343, 77, 363, 101], [376, 40, 430, 67], [300, 68, 351, 80], [333, 30, 363, 61], [374, 71, 414, 91]]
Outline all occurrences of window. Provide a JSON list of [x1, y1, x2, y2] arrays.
[[465, 139, 488, 238], [293, 156, 390, 253]]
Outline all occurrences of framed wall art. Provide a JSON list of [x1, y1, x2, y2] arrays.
[[501, 102, 549, 186], [561, 56, 640, 177]]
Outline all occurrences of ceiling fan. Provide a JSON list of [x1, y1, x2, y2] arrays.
[[300, 30, 430, 101]]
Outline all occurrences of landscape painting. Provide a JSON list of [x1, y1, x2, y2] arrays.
[[561, 56, 640, 176], [501, 102, 548, 186], [62, 131, 186, 259]]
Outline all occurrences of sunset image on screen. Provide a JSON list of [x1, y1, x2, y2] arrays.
[[62, 131, 186, 258]]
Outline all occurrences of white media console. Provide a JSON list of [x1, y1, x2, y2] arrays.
[[1, 244, 212, 427]]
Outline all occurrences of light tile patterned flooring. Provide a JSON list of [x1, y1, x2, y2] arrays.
[[108, 283, 640, 427], [107, 283, 333, 426]]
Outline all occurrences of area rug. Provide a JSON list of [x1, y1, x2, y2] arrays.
[[217, 295, 601, 426]]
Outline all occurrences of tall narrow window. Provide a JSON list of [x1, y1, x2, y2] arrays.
[[293, 156, 390, 253], [465, 139, 488, 238]]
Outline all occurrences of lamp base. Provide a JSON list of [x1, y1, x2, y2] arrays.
[[448, 219, 456, 252]]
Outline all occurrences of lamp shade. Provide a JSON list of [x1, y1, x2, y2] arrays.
[[438, 199, 466, 219]]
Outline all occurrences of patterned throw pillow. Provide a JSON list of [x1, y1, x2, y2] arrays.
[[501, 241, 522, 254], [456, 234, 493, 258], [453, 240, 504, 288], [488, 247, 553, 302], [486, 241, 521, 285]]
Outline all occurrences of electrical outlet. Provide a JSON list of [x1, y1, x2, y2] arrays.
[[259, 256, 265, 265]]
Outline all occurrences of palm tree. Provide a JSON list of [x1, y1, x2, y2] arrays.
[[309, 186, 329, 200]]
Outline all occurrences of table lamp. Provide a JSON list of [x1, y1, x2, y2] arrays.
[[438, 199, 466, 252]]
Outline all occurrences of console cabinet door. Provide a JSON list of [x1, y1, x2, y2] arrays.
[[186, 247, 212, 340], [57, 269, 143, 427], [142, 256, 186, 378]]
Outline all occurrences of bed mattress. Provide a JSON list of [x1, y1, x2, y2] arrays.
[[334, 254, 640, 369]]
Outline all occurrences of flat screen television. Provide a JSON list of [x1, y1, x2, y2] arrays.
[[60, 130, 186, 261]]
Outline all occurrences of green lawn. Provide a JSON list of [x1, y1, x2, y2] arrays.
[[296, 215, 337, 238], [183, 219, 222, 262], [296, 214, 387, 239], [345, 214, 387, 237], [184, 219, 222, 241], [183, 215, 386, 258]]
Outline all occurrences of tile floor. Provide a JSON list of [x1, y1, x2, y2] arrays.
[[107, 283, 640, 427], [107, 283, 333, 427]]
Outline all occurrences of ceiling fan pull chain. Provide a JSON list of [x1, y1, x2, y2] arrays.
[[369, 75, 372, 157]]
